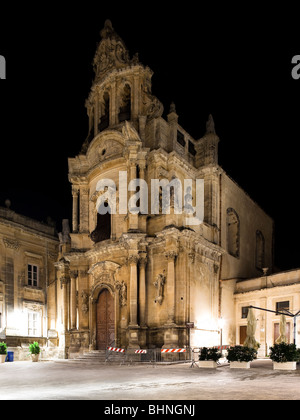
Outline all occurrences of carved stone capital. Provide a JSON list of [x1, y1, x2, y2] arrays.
[[80, 187, 89, 196], [165, 251, 178, 262], [128, 255, 140, 266], [188, 253, 196, 264], [70, 270, 79, 279], [139, 256, 148, 268], [72, 186, 79, 197], [60, 276, 69, 288]]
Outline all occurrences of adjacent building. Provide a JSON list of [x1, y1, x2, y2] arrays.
[[0, 205, 59, 359]]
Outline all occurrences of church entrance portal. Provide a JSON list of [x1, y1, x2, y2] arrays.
[[96, 289, 115, 350]]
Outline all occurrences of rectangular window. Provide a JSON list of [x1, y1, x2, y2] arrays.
[[188, 141, 196, 156], [28, 312, 39, 337], [276, 301, 290, 314], [177, 131, 186, 147], [241, 306, 249, 319], [28, 264, 39, 287]]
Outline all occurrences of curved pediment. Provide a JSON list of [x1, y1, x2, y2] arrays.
[[86, 131, 125, 167], [88, 260, 121, 279]]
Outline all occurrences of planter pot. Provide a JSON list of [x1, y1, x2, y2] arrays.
[[31, 354, 39, 363], [273, 362, 297, 371], [0, 354, 6, 364], [198, 360, 218, 369], [230, 361, 251, 369]]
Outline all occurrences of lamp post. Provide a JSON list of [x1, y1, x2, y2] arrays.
[[218, 318, 225, 347]]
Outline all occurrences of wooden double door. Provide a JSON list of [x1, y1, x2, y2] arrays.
[[96, 289, 115, 350]]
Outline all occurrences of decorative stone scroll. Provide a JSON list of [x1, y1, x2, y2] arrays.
[[3, 238, 20, 250]]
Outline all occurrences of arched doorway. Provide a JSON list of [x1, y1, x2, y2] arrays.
[[96, 289, 115, 350]]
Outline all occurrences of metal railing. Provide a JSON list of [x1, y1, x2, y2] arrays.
[[105, 347, 193, 366]]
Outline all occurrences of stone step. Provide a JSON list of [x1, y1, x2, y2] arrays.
[[70, 350, 125, 364]]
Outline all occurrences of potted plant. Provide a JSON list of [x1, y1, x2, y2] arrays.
[[198, 347, 222, 368], [0, 342, 7, 364], [227, 346, 257, 369], [29, 342, 41, 362], [269, 343, 300, 371]]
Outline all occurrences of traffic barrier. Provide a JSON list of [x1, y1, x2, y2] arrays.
[[161, 349, 186, 353], [214, 345, 230, 351], [135, 350, 147, 354], [107, 347, 125, 353]]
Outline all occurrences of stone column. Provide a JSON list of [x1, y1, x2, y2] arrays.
[[129, 255, 139, 327], [129, 162, 138, 230], [128, 255, 140, 349], [61, 277, 69, 332], [165, 251, 177, 325], [79, 186, 89, 233], [139, 163, 146, 182], [94, 91, 99, 137], [139, 254, 147, 327], [69, 271, 78, 330], [162, 251, 179, 351], [111, 81, 117, 125], [132, 75, 139, 121], [72, 187, 79, 233], [167, 103, 179, 151]]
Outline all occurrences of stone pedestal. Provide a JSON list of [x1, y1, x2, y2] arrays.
[[127, 326, 140, 349], [162, 325, 179, 349]]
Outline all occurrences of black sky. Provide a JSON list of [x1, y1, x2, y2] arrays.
[[0, 4, 299, 270]]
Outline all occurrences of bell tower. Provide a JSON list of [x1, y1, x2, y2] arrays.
[[82, 20, 163, 153]]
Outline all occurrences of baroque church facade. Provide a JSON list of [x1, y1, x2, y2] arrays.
[[1, 21, 298, 360], [51, 20, 273, 357]]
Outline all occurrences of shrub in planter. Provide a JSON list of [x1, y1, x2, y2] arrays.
[[29, 342, 41, 362], [199, 347, 222, 362], [227, 346, 257, 369], [269, 343, 300, 370], [0, 342, 7, 363], [198, 347, 222, 368]]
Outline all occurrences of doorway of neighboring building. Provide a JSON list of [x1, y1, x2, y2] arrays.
[[240, 326, 247, 345]]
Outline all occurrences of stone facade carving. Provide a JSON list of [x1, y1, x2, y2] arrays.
[[153, 273, 166, 305], [81, 291, 89, 314], [3, 238, 20, 250], [116, 280, 127, 307]]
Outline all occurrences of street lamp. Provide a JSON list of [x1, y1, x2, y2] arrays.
[[218, 318, 225, 347]]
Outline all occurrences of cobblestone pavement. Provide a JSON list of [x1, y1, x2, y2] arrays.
[[0, 359, 299, 400]]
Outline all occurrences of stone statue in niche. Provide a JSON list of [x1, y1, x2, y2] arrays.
[[154, 272, 166, 305], [81, 291, 89, 314], [116, 281, 127, 307]]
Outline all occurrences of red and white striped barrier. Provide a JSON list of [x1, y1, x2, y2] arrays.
[[161, 349, 186, 353], [214, 345, 230, 351], [135, 350, 147, 354], [107, 347, 125, 353]]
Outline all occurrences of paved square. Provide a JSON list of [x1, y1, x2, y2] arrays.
[[0, 359, 299, 400]]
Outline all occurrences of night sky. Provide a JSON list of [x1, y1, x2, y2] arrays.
[[0, 4, 299, 271]]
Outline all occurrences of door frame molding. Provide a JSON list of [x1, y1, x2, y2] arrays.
[[90, 281, 119, 350]]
